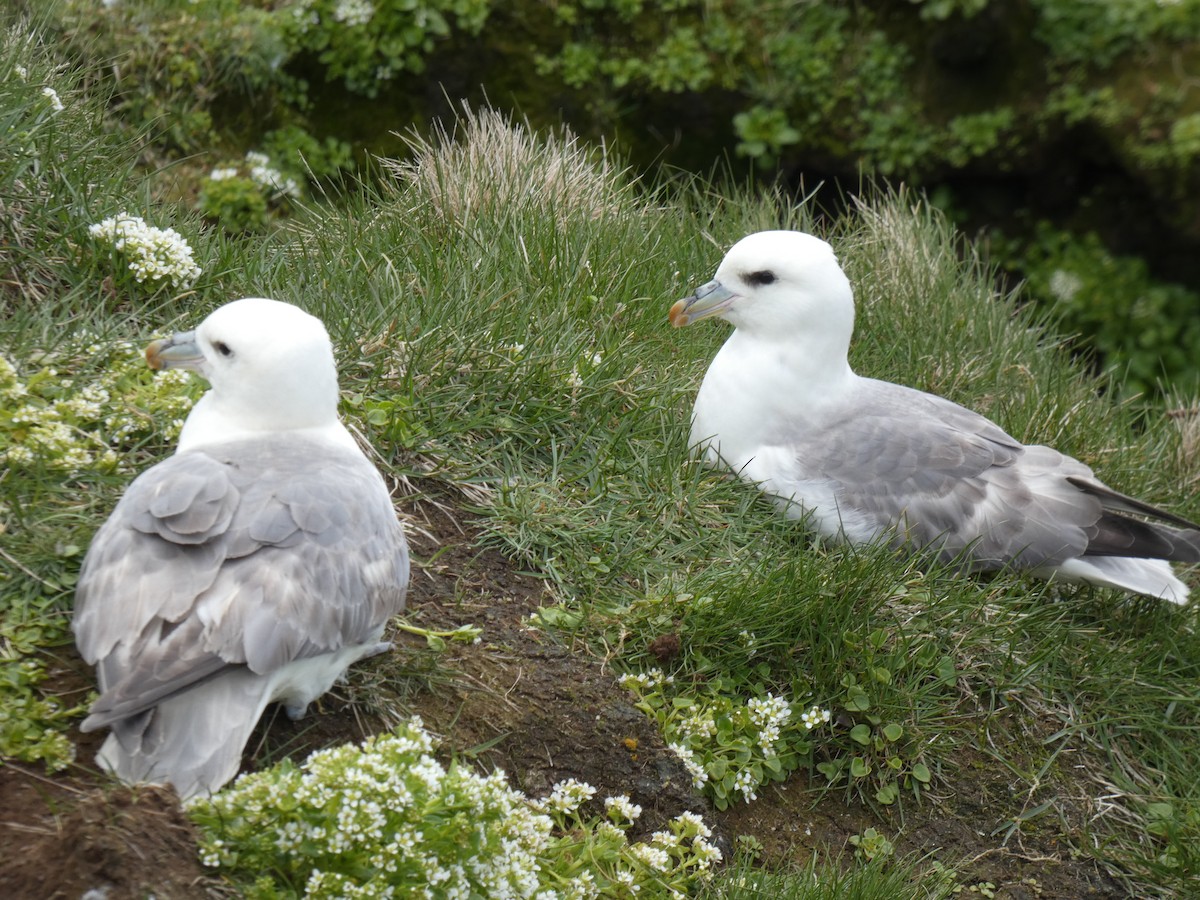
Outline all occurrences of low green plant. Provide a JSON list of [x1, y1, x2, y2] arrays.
[[198, 174, 270, 233], [260, 125, 354, 181], [197, 151, 302, 233], [0, 635, 87, 770], [281, 0, 490, 98], [189, 716, 723, 898], [0, 334, 202, 771], [618, 667, 831, 810], [848, 827, 895, 864], [996, 222, 1200, 398], [813, 628, 949, 806]]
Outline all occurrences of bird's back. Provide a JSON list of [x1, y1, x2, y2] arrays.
[[73, 434, 409, 797]]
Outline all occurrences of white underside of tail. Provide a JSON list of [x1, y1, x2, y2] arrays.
[[1039, 557, 1190, 605]]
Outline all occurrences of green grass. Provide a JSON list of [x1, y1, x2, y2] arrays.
[[6, 16, 1200, 897], [702, 852, 956, 900]]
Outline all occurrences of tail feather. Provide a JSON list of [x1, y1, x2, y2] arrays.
[[1064, 476, 1200, 567], [1067, 476, 1200, 530], [97, 668, 272, 801], [1047, 556, 1190, 605], [1088, 513, 1200, 564]]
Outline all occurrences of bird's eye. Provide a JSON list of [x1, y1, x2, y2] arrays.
[[213, 341, 233, 358], [747, 270, 776, 286]]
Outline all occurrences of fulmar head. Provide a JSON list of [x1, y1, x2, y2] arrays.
[[146, 297, 345, 451], [669, 231, 855, 345]]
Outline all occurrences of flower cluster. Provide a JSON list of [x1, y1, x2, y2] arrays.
[[189, 716, 721, 898], [41, 86, 64, 113], [198, 152, 301, 232], [618, 668, 674, 691], [244, 150, 302, 199], [747, 693, 792, 753], [1048, 268, 1083, 302], [88, 213, 202, 290], [566, 350, 603, 392], [668, 741, 709, 789], [801, 705, 832, 730], [535, 777, 596, 815], [604, 794, 642, 824], [333, 0, 375, 26], [0, 339, 197, 476], [621, 668, 832, 810]]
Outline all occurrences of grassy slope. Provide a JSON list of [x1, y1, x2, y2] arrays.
[[4, 24, 1200, 899]]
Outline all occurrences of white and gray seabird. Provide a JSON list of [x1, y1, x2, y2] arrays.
[[73, 297, 409, 799], [670, 230, 1199, 603]]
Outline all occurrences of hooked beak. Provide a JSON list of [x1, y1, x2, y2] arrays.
[[145, 330, 204, 371], [668, 279, 737, 327]]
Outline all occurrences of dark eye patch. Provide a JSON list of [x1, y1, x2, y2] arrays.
[[214, 341, 233, 357], [746, 270, 776, 286]]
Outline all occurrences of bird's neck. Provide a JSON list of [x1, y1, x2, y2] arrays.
[[691, 331, 858, 459], [725, 329, 856, 399], [175, 393, 359, 455]]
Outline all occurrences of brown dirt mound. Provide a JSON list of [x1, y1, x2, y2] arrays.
[[0, 778, 213, 899]]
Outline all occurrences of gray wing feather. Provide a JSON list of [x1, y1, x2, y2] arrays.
[[74, 436, 408, 730], [781, 380, 1099, 569]]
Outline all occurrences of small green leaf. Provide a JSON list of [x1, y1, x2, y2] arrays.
[[882, 723, 904, 742], [850, 756, 871, 778], [816, 760, 843, 782], [937, 656, 956, 685], [876, 783, 899, 805], [850, 723, 872, 745], [846, 684, 871, 711], [912, 762, 932, 783], [424, 634, 446, 651]]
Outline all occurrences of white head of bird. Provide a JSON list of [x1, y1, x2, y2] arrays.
[[145, 297, 352, 453], [670, 230, 856, 348]]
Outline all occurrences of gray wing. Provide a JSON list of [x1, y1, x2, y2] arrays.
[[782, 379, 1101, 569], [73, 436, 409, 730]]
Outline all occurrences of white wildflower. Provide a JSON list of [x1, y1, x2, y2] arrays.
[[333, 0, 375, 26], [1048, 269, 1083, 302], [674, 811, 713, 839], [88, 213, 202, 289], [604, 794, 642, 824], [748, 693, 791, 752], [595, 821, 627, 844], [208, 166, 240, 181], [612, 869, 640, 893], [245, 151, 300, 199], [629, 843, 670, 871], [733, 768, 758, 801], [41, 86, 64, 112], [693, 835, 723, 867], [618, 668, 673, 691], [800, 705, 831, 730], [538, 778, 597, 814], [667, 742, 708, 788]]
